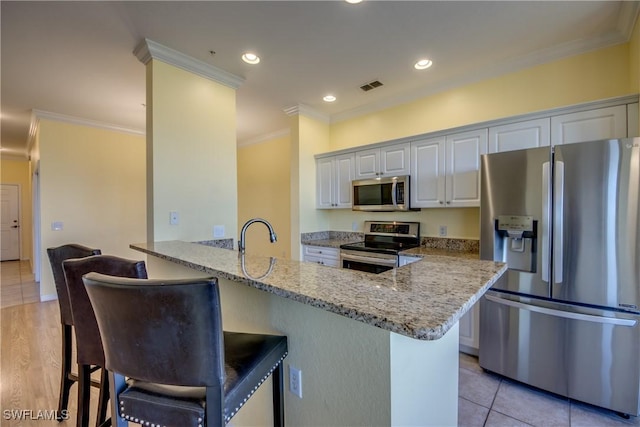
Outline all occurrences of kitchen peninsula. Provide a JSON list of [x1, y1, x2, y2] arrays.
[[132, 240, 506, 426]]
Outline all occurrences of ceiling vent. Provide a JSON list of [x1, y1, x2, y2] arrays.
[[360, 80, 384, 92]]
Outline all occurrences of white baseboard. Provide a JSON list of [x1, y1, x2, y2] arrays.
[[40, 294, 57, 302]]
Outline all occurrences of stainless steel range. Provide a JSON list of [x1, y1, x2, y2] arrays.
[[340, 221, 420, 274]]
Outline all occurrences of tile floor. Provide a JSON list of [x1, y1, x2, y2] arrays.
[[458, 352, 640, 426], [1, 260, 39, 308]]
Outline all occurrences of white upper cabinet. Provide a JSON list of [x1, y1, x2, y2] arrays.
[[411, 129, 487, 208], [445, 129, 488, 207], [316, 153, 355, 209], [488, 118, 551, 153], [410, 137, 445, 208], [628, 103, 639, 137], [355, 143, 410, 179], [551, 105, 627, 145]]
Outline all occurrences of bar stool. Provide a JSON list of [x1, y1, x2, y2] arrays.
[[46, 244, 101, 420], [82, 274, 288, 427], [63, 255, 147, 427]]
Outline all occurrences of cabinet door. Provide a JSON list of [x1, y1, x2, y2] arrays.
[[445, 129, 487, 207], [316, 157, 334, 209], [551, 105, 627, 145], [489, 118, 550, 153], [334, 153, 355, 208], [410, 137, 445, 208], [355, 148, 380, 179], [380, 143, 410, 176], [628, 103, 639, 137]]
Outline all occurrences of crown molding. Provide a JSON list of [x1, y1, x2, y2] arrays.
[[238, 129, 290, 148], [31, 109, 145, 137], [134, 38, 245, 90], [283, 104, 330, 123]]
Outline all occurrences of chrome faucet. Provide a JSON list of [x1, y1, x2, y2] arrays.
[[238, 218, 277, 254]]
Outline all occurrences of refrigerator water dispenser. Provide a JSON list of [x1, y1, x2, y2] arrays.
[[495, 215, 536, 273]]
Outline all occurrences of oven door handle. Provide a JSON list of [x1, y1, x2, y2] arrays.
[[341, 253, 398, 267]]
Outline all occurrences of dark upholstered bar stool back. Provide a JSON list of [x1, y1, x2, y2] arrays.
[[63, 255, 147, 427], [83, 273, 288, 427], [46, 244, 101, 420]]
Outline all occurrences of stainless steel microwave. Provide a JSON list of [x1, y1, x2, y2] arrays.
[[352, 175, 412, 211]]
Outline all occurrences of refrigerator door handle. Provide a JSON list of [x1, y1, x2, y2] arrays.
[[485, 294, 637, 326], [542, 161, 551, 283], [554, 161, 565, 284]]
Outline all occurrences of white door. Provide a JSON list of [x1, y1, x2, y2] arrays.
[[488, 118, 551, 153], [380, 143, 410, 176], [445, 129, 488, 207], [1, 184, 21, 261], [410, 137, 445, 208], [551, 105, 627, 145]]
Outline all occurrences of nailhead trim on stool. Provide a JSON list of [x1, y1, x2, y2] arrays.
[[118, 352, 287, 426]]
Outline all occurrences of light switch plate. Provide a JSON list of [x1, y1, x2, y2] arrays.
[[169, 211, 179, 225], [51, 221, 64, 231]]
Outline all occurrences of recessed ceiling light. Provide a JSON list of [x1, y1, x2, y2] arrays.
[[414, 59, 433, 70], [242, 53, 260, 65], [323, 95, 337, 102], [345, 0, 363, 3]]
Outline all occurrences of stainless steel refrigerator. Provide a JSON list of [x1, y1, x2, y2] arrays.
[[479, 138, 640, 416]]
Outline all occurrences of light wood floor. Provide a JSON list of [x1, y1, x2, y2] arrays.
[[1, 261, 40, 308], [1, 285, 104, 426]]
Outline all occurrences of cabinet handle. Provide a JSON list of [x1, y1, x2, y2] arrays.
[[439, 200, 443, 205], [446, 201, 450, 204]]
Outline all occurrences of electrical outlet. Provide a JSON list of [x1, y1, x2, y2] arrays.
[[289, 366, 302, 399], [169, 211, 179, 225], [439, 225, 447, 237], [213, 225, 225, 238]]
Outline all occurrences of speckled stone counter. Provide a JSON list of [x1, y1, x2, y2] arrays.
[[131, 240, 505, 341], [300, 230, 363, 248]]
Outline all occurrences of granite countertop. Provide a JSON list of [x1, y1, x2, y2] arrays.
[[131, 240, 506, 341], [301, 238, 360, 249]]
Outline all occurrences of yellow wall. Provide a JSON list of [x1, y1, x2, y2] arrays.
[[289, 114, 331, 259], [0, 158, 33, 260], [631, 15, 640, 102], [38, 120, 146, 298], [237, 135, 291, 258], [146, 60, 238, 243], [330, 43, 632, 151], [318, 41, 637, 239]]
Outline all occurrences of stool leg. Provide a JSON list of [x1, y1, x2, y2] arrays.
[[57, 324, 74, 421], [272, 363, 284, 427], [77, 365, 91, 427], [96, 368, 109, 427]]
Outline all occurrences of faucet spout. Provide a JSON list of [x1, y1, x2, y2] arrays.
[[239, 218, 277, 254]]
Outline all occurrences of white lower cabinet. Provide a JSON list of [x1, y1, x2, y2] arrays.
[[459, 301, 480, 355], [303, 245, 339, 268]]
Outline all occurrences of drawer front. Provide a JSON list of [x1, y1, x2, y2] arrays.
[[304, 254, 339, 268], [303, 245, 339, 259]]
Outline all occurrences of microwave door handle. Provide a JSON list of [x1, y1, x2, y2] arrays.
[[391, 180, 398, 207]]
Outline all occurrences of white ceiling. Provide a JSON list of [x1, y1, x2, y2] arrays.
[[2, 1, 638, 158]]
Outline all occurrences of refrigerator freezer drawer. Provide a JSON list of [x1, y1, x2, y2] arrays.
[[480, 292, 640, 416]]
